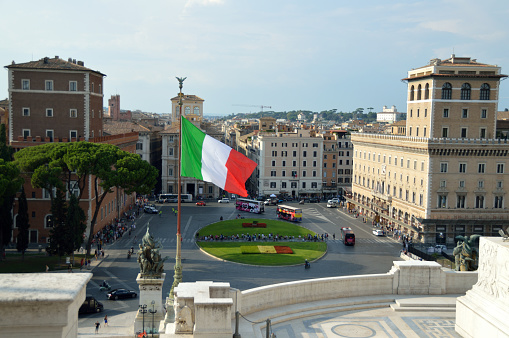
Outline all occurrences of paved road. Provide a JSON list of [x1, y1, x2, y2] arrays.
[[78, 200, 402, 329]]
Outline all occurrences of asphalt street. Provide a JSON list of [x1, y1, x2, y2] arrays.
[[78, 200, 402, 328]]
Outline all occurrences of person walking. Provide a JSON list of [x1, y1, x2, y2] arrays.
[[104, 315, 108, 326], [95, 321, 100, 334]]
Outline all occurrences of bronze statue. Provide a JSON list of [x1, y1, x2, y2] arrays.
[[137, 225, 167, 277], [453, 234, 480, 271]]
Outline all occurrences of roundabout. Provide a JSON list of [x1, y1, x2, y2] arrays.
[[196, 218, 327, 266]]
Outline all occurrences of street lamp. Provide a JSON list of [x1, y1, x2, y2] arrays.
[[149, 300, 157, 337], [139, 304, 148, 337]]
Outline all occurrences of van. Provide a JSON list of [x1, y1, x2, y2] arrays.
[[79, 296, 104, 314]]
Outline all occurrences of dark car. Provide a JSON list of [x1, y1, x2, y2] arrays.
[[308, 197, 320, 203], [79, 296, 104, 313], [107, 289, 138, 300]]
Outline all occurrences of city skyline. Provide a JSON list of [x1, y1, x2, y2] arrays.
[[1, 0, 509, 116]]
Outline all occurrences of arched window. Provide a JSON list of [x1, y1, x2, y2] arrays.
[[193, 106, 200, 115], [461, 83, 471, 100], [410, 85, 415, 101], [480, 83, 490, 100], [175, 106, 179, 115], [184, 106, 190, 115], [424, 83, 430, 100], [441, 82, 452, 99], [417, 84, 422, 100]]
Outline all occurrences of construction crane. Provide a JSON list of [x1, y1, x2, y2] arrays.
[[232, 104, 272, 113]]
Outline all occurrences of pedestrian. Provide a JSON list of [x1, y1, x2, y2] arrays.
[[95, 321, 100, 334], [104, 315, 108, 326], [101, 249, 105, 257], [159, 210, 162, 217], [45, 265, 49, 272]]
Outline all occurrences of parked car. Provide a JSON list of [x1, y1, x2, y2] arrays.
[[326, 201, 337, 208], [372, 229, 384, 236], [308, 197, 320, 203], [79, 296, 103, 314], [218, 198, 230, 203], [328, 198, 340, 204], [143, 206, 158, 214], [107, 289, 138, 300], [196, 201, 206, 206]]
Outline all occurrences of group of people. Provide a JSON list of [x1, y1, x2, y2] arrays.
[[197, 232, 331, 242]]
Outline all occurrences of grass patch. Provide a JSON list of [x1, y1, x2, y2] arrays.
[[0, 253, 91, 273], [199, 241, 326, 265], [197, 219, 325, 265]]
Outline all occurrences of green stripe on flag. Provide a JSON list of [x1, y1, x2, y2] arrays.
[[181, 116, 206, 180]]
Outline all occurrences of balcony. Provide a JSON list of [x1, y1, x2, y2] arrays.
[[372, 190, 392, 202]]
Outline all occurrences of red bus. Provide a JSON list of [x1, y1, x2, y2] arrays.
[[341, 227, 355, 246]]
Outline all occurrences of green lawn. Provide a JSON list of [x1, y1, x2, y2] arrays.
[[196, 218, 327, 266], [0, 253, 90, 273]]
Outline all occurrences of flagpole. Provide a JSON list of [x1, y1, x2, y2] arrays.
[[168, 76, 186, 307]]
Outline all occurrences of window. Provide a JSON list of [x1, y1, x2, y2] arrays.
[[311, 182, 317, 188], [421, 161, 425, 171], [440, 163, 448, 173], [480, 83, 490, 100], [438, 195, 447, 208], [270, 182, 276, 188], [22, 129, 30, 139], [410, 85, 415, 101], [478, 163, 485, 173], [462, 109, 468, 118], [22, 107, 30, 116], [459, 163, 466, 173], [185, 107, 190, 115], [440, 180, 446, 188], [409, 127, 412, 136], [22, 79, 30, 90], [292, 161, 296, 166], [417, 84, 422, 100], [272, 151, 277, 156], [417, 109, 420, 117], [313, 170, 316, 177], [457, 195, 466, 208], [424, 83, 429, 99], [475, 195, 485, 209], [461, 128, 467, 138], [424, 109, 427, 117], [43, 187, 56, 199], [168, 147, 174, 156], [70, 109, 77, 118], [312, 143, 318, 147], [302, 171, 306, 177], [293, 151, 297, 157], [91, 83, 94, 92], [194, 106, 200, 115], [45, 80, 53, 91], [443, 108, 449, 118], [313, 161, 317, 167], [302, 182, 306, 189], [291, 182, 297, 188], [282, 170, 286, 177], [282, 160, 286, 167], [480, 128, 486, 139], [69, 81, 77, 91], [272, 160, 276, 167], [281, 182, 287, 188], [459, 180, 465, 188], [497, 163, 505, 174], [442, 127, 449, 138], [442, 82, 452, 99], [423, 127, 427, 137], [416, 127, 419, 137], [46, 108, 53, 117], [496, 181, 503, 189], [494, 196, 503, 209], [281, 151, 287, 157], [461, 83, 471, 100], [70, 130, 78, 139], [136, 142, 143, 150], [167, 167, 173, 176], [481, 109, 487, 119], [303, 151, 307, 157], [270, 171, 276, 177], [313, 151, 317, 157], [45, 130, 53, 141]]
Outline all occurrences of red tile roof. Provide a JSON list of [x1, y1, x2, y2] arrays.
[[5, 57, 105, 76]]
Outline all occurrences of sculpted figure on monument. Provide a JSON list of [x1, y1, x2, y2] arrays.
[[453, 234, 480, 271], [137, 225, 167, 277]]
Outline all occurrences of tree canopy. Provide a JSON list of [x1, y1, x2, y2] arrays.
[[15, 142, 159, 255]]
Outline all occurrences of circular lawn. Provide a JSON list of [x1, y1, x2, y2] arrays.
[[196, 218, 327, 266]]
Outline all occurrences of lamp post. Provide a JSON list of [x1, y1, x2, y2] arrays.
[[149, 300, 157, 337], [169, 76, 186, 309], [139, 304, 147, 337]]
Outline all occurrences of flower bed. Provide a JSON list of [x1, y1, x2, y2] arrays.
[[240, 245, 293, 254], [242, 223, 267, 228], [274, 246, 293, 254]]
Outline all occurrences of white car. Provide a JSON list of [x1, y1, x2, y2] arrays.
[[218, 198, 230, 203], [326, 202, 337, 208], [328, 198, 340, 204], [372, 229, 384, 236]]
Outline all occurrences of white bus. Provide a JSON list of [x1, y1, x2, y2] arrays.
[[181, 194, 193, 203], [158, 193, 193, 203]]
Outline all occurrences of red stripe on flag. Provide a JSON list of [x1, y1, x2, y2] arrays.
[[224, 149, 257, 197]]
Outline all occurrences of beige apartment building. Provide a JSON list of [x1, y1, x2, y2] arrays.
[[349, 55, 508, 245], [322, 130, 352, 198]]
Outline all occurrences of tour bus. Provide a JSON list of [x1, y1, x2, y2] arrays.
[[235, 198, 264, 214], [180, 194, 193, 203], [341, 227, 355, 246], [276, 205, 302, 222], [158, 193, 178, 203]]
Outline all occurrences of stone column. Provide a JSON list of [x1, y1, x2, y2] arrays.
[[134, 273, 166, 337]]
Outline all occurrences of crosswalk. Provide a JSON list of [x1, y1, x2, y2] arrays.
[[306, 208, 331, 223]]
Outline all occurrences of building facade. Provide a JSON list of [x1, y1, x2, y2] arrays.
[[349, 55, 509, 244]]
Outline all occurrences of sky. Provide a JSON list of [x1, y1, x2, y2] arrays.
[[1, 0, 509, 116]]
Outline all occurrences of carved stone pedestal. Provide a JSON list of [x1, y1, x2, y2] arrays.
[[456, 237, 509, 337], [134, 273, 166, 337]]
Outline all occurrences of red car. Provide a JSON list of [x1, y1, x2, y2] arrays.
[[196, 201, 206, 206]]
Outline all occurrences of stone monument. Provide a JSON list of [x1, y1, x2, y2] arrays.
[[134, 226, 167, 336], [456, 237, 509, 337]]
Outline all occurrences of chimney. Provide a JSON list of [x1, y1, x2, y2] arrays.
[[43, 57, 49, 64], [77, 61, 84, 66], [55, 55, 59, 59], [68, 58, 72, 62], [72, 59, 77, 64]]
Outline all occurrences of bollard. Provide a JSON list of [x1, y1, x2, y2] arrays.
[[233, 311, 241, 338], [266, 319, 270, 338]]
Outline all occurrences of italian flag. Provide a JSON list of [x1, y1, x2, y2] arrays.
[[181, 116, 257, 197]]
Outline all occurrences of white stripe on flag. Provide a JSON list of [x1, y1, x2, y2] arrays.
[[201, 135, 231, 188]]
